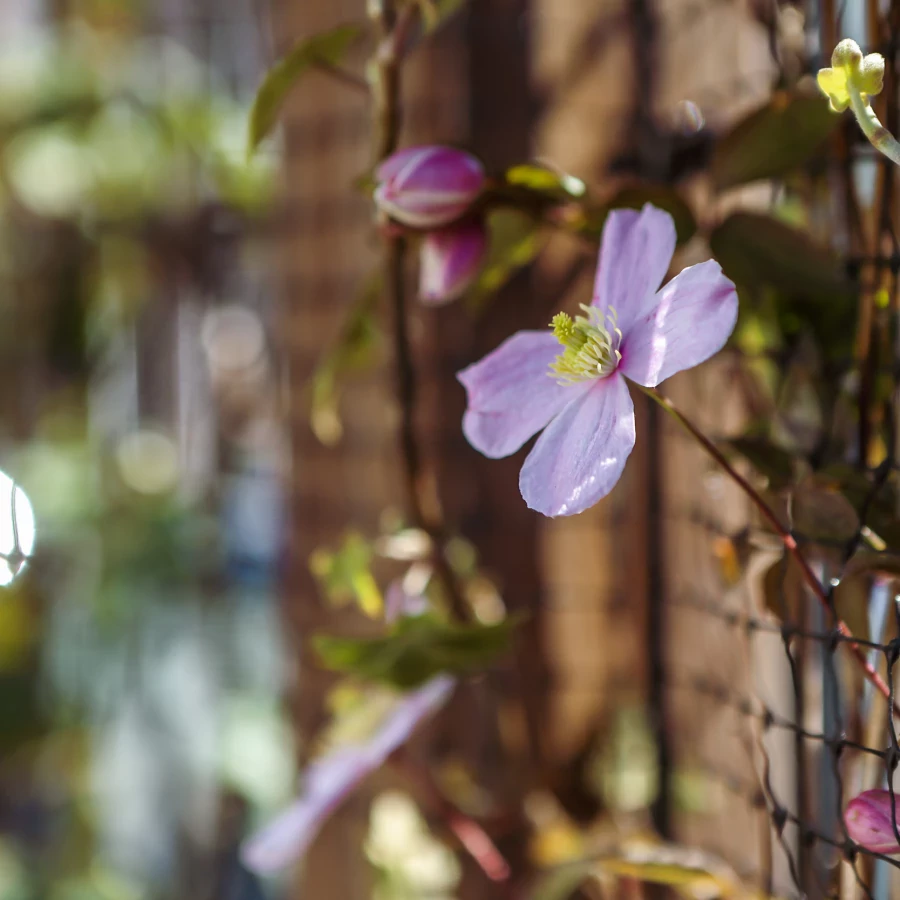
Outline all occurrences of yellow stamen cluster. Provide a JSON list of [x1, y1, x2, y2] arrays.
[[548, 305, 621, 385]]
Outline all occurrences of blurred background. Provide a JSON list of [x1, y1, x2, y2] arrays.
[[0, 0, 890, 898]]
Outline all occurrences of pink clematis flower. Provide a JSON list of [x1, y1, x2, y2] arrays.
[[846, 789, 900, 854], [457, 203, 738, 517], [240, 675, 454, 874], [375, 146, 485, 229], [419, 220, 488, 305]]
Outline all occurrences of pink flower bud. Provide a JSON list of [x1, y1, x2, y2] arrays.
[[419, 221, 487, 306], [375, 146, 485, 229], [846, 789, 900, 854]]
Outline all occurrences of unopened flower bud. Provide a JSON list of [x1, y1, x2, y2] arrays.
[[818, 38, 885, 112], [375, 146, 485, 229], [832, 38, 862, 70], [419, 220, 487, 305], [845, 790, 900, 854]]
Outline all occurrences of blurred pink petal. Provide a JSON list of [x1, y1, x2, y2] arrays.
[[419, 221, 487, 305], [519, 373, 635, 517], [591, 204, 676, 333], [846, 789, 900, 854], [619, 260, 738, 388], [384, 580, 429, 623], [458, 331, 585, 459], [374, 146, 484, 229], [457, 203, 737, 517], [241, 675, 455, 874]]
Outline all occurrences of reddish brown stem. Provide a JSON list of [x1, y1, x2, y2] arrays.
[[393, 750, 513, 891], [641, 385, 899, 713]]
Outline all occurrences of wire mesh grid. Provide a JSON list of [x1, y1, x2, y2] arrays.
[[658, 438, 900, 899]]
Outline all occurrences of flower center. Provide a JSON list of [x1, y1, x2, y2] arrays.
[[548, 305, 622, 385]]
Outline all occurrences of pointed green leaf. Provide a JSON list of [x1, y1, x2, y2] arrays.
[[310, 276, 381, 445], [248, 24, 362, 155], [724, 435, 797, 489], [710, 212, 855, 302], [415, 0, 466, 32], [582, 185, 696, 245], [467, 209, 544, 310], [505, 163, 586, 199], [712, 90, 839, 190], [314, 614, 521, 689], [309, 531, 382, 617]]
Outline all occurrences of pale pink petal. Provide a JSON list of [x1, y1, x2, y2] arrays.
[[240, 749, 369, 873], [384, 581, 429, 623], [846, 790, 900, 854], [367, 675, 455, 759], [458, 331, 588, 459], [419, 221, 487, 305], [240, 676, 454, 874], [619, 260, 737, 388], [375, 146, 430, 182], [375, 146, 484, 229], [519, 373, 635, 517], [592, 204, 676, 333]]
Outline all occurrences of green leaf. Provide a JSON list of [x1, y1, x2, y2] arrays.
[[724, 435, 797, 488], [310, 277, 381, 445], [761, 551, 870, 641], [248, 24, 362, 155], [709, 212, 855, 303], [415, 0, 466, 32], [467, 209, 544, 310], [505, 163, 586, 200], [583, 185, 696, 246], [314, 614, 521, 689], [309, 532, 383, 618], [712, 90, 839, 190]]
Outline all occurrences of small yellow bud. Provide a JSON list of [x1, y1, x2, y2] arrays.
[[818, 38, 885, 113], [832, 38, 862, 69]]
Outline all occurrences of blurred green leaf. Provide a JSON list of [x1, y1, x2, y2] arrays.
[[247, 24, 362, 155], [725, 435, 797, 488], [414, 0, 466, 32], [505, 163, 586, 200], [818, 465, 900, 550], [791, 480, 860, 543], [595, 845, 741, 896], [712, 90, 839, 190], [710, 213, 854, 303], [310, 532, 382, 618], [467, 209, 544, 310], [314, 614, 521, 688], [584, 185, 696, 245], [762, 551, 870, 640], [311, 277, 381, 445], [844, 551, 900, 578]]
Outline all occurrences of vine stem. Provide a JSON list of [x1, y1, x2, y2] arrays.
[[392, 749, 513, 891], [638, 384, 900, 713], [848, 82, 900, 167], [370, 2, 471, 627]]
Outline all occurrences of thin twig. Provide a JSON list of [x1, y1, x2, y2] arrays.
[[639, 384, 900, 713], [371, 0, 470, 622], [393, 750, 513, 891]]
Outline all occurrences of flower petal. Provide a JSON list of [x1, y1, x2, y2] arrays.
[[240, 749, 370, 873], [240, 676, 454, 873], [619, 260, 737, 388], [846, 790, 900, 855], [519, 373, 635, 517], [458, 331, 586, 459], [376, 146, 430, 182], [591, 204, 676, 333]]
